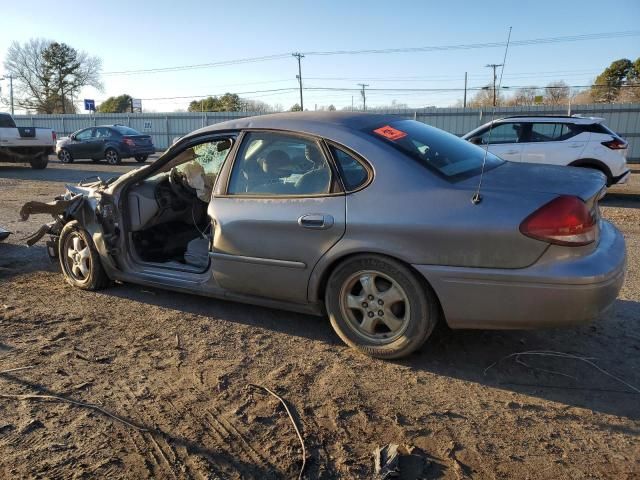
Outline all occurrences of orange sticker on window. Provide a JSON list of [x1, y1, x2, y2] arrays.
[[373, 125, 407, 141]]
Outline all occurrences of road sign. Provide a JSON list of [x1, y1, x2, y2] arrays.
[[84, 99, 95, 111]]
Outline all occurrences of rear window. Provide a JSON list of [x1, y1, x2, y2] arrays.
[[0, 114, 16, 128], [369, 120, 504, 180], [112, 125, 141, 135]]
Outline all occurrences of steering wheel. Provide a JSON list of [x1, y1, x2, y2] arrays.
[[168, 167, 197, 203]]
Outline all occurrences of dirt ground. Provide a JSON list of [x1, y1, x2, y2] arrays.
[[1, 157, 639, 479]]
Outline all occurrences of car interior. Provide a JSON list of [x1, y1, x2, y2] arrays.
[[125, 138, 232, 272], [227, 133, 333, 196], [124, 132, 342, 273]]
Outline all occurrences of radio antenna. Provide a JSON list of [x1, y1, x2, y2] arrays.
[[472, 26, 512, 205]]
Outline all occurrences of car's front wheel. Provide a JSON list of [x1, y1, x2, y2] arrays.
[[105, 148, 121, 165], [325, 255, 439, 359], [57, 148, 73, 164], [134, 155, 148, 163], [59, 221, 110, 290]]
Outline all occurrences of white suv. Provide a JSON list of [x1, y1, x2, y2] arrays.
[[462, 115, 630, 186]]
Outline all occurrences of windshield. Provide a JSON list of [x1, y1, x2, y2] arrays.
[[369, 120, 504, 180]]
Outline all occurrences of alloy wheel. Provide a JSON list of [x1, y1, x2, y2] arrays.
[[64, 233, 92, 281], [339, 270, 410, 343], [59, 149, 71, 163], [105, 150, 118, 165]]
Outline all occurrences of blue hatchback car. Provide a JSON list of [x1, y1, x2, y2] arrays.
[[56, 125, 155, 165]]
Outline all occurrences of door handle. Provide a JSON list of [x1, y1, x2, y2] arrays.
[[505, 149, 519, 155], [298, 214, 334, 230]]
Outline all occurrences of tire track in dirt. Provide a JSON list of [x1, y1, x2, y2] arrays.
[[118, 382, 200, 480], [114, 377, 282, 479]]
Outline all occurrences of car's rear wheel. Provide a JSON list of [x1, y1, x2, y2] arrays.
[[105, 148, 121, 165], [57, 148, 73, 164], [325, 255, 439, 359], [29, 154, 48, 170], [59, 221, 110, 290], [134, 155, 148, 163]]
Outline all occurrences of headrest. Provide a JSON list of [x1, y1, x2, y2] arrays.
[[262, 150, 292, 176]]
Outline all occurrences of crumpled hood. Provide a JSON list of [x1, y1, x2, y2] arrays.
[[459, 161, 606, 202]]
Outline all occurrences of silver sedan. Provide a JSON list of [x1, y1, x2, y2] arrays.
[[21, 112, 626, 359]]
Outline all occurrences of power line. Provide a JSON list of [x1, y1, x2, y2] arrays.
[[137, 87, 298, 101], [100, 30, 639, 76], [102, 53, 291, 76], [302, 30, 640, 56]]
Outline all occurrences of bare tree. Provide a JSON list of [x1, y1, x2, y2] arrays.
[[467, 85, 504, 108], [544, 81, 570, 105], [4, 39, 102, 113], [507, 86, 539, 106]]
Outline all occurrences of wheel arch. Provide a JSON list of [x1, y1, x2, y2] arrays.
[[568, 158, 613, 184], [309, 250, 444, 319]]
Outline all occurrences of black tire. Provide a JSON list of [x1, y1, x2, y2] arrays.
[[134, 155, 148, 163], [104, 148, 121, 165], [29, 154, 48, 170], [325, 254, 439, 359], [57, 148, 73, 164], [58, 221, 110, 290]]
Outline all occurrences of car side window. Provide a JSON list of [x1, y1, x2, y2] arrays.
[[480, 123, 524, 145], [330, 146, 369, 191], [75, 129, 94, 141], [529, 123, 575, 142], [228, 132, 332, 196], [95, 127, 113, 139]]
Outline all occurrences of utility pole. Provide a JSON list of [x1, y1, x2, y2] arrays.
[[292, 52, 304, 111], [1, 75, 14, 115], [485, 64, 503, 107], [358, 83, 369, 111], [463, 72, 468, 108]]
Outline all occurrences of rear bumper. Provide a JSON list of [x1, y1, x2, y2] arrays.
[[612, 169, 630, 185], [121, 145, 155, 157], [414, 220, 626, 329], [0, 145, 53, 162]]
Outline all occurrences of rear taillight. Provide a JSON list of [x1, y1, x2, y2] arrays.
[[123, 137, 135, 146], [52, 131, 57, 142], [520, 196, 596, 246], [602, 138, 627, 150]]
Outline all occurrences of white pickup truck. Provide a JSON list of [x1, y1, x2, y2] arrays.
[[0, 112, 56, 169]]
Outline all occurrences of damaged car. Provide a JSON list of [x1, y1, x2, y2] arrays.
[[20, 112, 626, 359]]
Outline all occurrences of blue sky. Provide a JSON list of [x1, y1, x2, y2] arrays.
[[1, 0, 639, 112]]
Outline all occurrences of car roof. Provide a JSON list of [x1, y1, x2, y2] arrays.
[[494, 115, 605, 124], [188, 111, 400, 138]]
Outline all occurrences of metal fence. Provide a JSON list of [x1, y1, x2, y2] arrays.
[[13, 103, 640, 161]]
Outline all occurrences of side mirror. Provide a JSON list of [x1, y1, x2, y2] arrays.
[[468, 136, 483, 146], [70, 134, 76, 141]]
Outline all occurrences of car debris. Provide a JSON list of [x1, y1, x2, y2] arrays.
[[0, 226, 11, 241], [374, 443, 429, 479]]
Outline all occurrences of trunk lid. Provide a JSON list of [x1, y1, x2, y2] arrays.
[[124, 135, 152, 146], [460, 161, 606, 204]]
